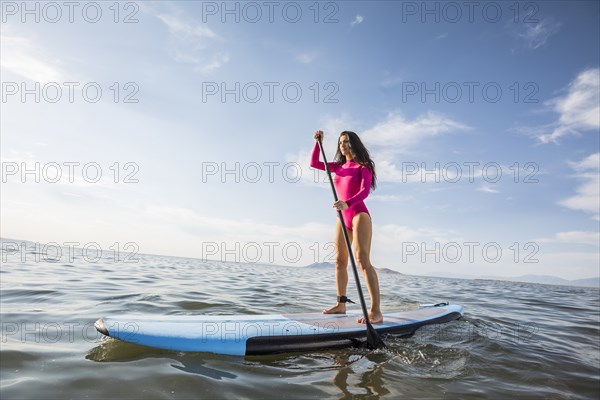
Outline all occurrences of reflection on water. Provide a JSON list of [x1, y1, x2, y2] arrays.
[[332, 352, 390, 399], [1, 240, 599, 399], [86, 338, 173, 363]]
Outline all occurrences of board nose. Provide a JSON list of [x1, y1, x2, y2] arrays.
[[94, 318, 109, 336]]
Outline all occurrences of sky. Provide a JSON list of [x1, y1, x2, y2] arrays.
[[1, 1, 599, 280]]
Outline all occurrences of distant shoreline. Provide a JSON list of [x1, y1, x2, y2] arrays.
[[2, 238, 597, 288], [305, 262, 599, 288]]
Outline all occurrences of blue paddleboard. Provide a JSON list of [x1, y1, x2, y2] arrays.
[[95, 303, 464, 356]]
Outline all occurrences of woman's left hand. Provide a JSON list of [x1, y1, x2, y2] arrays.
[[333, 200, 349, 211]]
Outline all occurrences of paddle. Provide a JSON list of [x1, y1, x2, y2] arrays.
[[317, 136, 386, 350]]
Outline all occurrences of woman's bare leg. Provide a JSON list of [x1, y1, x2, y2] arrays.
[[323, 219, 352, 314], [352, 213, 383, 324]]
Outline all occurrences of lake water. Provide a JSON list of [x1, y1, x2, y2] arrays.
[[1, 240, 598, 399]]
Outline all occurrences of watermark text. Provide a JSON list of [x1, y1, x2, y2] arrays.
[[2, 241, 140, 263]]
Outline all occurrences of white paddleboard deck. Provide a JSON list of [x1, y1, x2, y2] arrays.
[[95, 303, 464, 355]]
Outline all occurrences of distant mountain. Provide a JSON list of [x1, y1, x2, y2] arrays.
[[425, 271, 600, 288], [305, 262, 403, 275], [509, 275, 572, 285], [570, 277, 600, 287], [306, 262, 335, 269], [377, 267, 403, 275]]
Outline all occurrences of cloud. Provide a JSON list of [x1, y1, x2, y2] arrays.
[[1, 149, 131, 190], [375, 224, 460, 247], [538, 68, 600, 143], [196, 52, 230, 74], [434, 33, 448, 40], [361, 111, 471, 151], [536, 230, 600, 247], [296, 51, 318, 64], [146, 205, 333, 249], [515, 18, 562, 49], [477, 185, 499, 194], [138, 205, 467, 268], [290, 111, 470, 185], [379, 71, 404, 89], [351, 15, 364, 26], [0, 30, 65, 82], [157, 13, 217, 40], [369, 194, 413, 202], [554, 231, 599, 246], [154, 13, 228, 74], [560, 153, 599, 220]]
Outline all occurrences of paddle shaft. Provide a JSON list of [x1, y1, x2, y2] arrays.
[[316, 138, 384, 348]]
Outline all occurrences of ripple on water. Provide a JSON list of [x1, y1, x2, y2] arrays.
[[1, 249, 599, 399]]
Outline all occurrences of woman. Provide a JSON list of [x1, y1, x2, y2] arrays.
[[310, 130, 383, 324]]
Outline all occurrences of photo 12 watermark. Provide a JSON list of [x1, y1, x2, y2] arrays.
[[2, 81, 140, 104], [1, 1, 140, 24], [1, 321, 104, 344], [401, 241, 540, 264], [198, 161, 540, 184], [1, 318, 346, 345], [421, 320, 540, 345], [1, 161, 140, 184], [201, 81, 339, 104], [198, 1, 340, 24], [400, 1, 540, 24], [201, 161, 304, 184], [400, 161, 540, 184], [400, 81, 539, 104], [200, 240, 336, 264], [1, 240, 140, 264]]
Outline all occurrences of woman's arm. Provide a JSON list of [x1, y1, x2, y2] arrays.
[[310, 141, 326, 171], [310, 141, 338, 172], [345, 166, 372, 207]]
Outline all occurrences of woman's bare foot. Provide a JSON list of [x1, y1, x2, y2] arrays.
[[323, 303, 346, 314], [357, 311, 383, 324]]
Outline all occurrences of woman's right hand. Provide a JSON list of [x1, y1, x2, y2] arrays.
[[314, 130, 324, 141]]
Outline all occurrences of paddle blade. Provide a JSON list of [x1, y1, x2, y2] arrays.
[[366, 322, 386, 349]]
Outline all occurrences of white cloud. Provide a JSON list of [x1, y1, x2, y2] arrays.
[[361, 111, 470, 151], [379, 71, 404, 89], [554, 231, 599, 246], [290, 112, 470, 184], [538, 68, 600, 143], [156, 14, 217, 40], [1, 149, 130, 189], [321, 113, 360, 137], [535, 230, 599, 247], [0, 30, 65, 82], [435, 33, 448, 40], [144, 205, 335, 264], [375, 224, 460, 247], [518, 68, 600, 143], [560, 153, 600, 220], [147, 205, 330, 242], [296, 52, 318, 64], [154, 13, 228, 74], [196, 52, 231, 74], [477, 185, 499, 194], [351, 15, 364, 26], [369, 194, 413, 202], [516, 18, 562, 49]]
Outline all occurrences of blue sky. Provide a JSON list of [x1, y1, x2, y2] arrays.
[[1, 1, 598, 280]]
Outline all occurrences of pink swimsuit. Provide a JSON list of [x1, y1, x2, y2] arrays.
[[310, 142, 372, 230]]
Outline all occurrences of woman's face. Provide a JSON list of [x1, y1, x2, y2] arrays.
[[339, 135, 351, 156]]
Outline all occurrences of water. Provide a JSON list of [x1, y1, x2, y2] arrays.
[[1, 241, 599, 399]]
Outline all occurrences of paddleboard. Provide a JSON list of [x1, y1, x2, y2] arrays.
[[94, 303, 463, 356]]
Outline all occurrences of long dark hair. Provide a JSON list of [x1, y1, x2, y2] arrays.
[[334, 131, 377, 190]]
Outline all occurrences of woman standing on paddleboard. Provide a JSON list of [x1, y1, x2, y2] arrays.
[[310, 130, 383, 324]]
